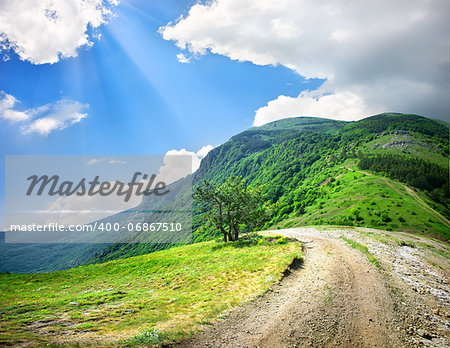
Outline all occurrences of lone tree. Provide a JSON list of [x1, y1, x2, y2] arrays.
[[194, 176, 270, 242]]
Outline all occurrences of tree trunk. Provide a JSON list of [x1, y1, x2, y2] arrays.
[[228, 224, 234, 241], [218, 225, 228, 242], [232, 223, 240, 241]]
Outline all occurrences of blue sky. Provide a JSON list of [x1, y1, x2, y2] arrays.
[[0, 0, 448, 228], [0, 0, 321, 226], [0, 1, 319, 154]]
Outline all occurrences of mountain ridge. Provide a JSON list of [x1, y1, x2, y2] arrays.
[[1, 113, 448, 273]]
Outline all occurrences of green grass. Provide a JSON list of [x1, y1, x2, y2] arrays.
[[323, 285, 333, 303], [121, 327, 168, 346], [274, 165, 450, 240], [0, 237, 302, 346], [357, 230, 394, 245], [339, 236, 381, 269], [361, 133, 448, 168]]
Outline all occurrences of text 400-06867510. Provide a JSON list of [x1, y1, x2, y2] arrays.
[[95, 222, 183, 232]]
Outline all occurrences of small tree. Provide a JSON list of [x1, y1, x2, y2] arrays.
[[194, 177, 269, 242]]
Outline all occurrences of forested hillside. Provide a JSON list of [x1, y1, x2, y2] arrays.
[[1, 113, 448, 272], [192, 114, 449, 239]]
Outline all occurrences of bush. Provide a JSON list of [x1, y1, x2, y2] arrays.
[[276, 236, 287, 244], [381, 213, 392, 223], [123, 327, 166, 346]]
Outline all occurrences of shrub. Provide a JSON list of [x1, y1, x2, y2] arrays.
[[276, 236, 287, 244], [381, 213, 392, 223], [123, 327, 166, 346]]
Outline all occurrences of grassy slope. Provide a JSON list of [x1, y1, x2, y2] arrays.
[[0, 237, 302, 346], [273, 162, 449, 240], [362, 132, 448, 167]]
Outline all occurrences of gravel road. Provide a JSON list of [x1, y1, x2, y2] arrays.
[[173, 227, 449, 347]]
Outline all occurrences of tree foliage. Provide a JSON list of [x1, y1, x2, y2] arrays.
[[194, 177, 270, 241], [358, 153, 449, 204]]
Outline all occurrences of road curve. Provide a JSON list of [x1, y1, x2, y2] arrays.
[[173, 228, 449, 347]]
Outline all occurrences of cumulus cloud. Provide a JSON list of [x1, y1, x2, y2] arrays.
[[196, 145, 214, 159], [0, 91, 88, 135], [22, 99, 88, 135], [0, 92, 30, 122], [158, 145, 214, 185], [0, 0, 118, 64], [254, 90, 380, 126], [176, 53, 191, 63], [161, 0, 450, 124]]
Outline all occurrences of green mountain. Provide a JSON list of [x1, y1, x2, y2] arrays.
[[193, 113, 448, 236], [1, 113, 449, 272]]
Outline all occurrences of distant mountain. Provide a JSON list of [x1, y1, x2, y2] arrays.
[[2, 113, 448, 272]]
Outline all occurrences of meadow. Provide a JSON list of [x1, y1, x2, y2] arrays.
[[0, 236, 302, 346]]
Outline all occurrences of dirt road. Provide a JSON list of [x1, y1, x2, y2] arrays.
[[174, 228, 449, 347]]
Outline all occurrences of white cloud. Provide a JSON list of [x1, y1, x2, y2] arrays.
[[87, 158, 126, 165], [196, 145, 214, 159], [0, 0, 118, 64], [161, 0, 450, 123], [0, 92, 30, 122], [254, 89, 380, 126], [0, 91, 88, 135], [22, 99, 88, 136], [176, 53, 191, 63], [87, 158, 103, 165], [158, 145, 214, 184]]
